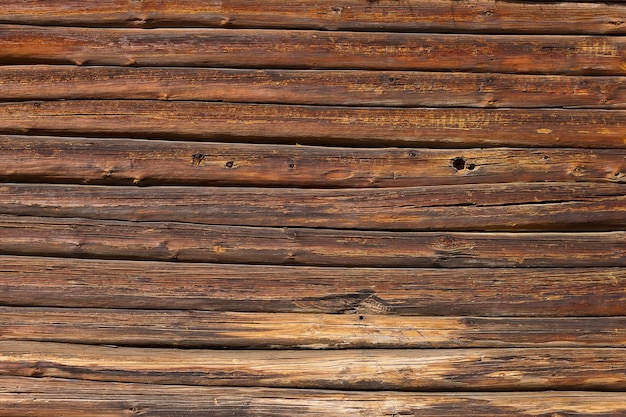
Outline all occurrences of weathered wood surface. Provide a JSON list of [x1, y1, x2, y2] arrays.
[[2, 182, 625, 231], [3, 136, 626, 187], [2, 101, 625, 147], [2, 307, 625, 348], [2, 341, 626, 391], [1, 215, 625, 267], [2, 0, 625, 34], [2, 26, 625, 75], [4, 377, 626, 417], [2, 0, 626, 412], [3, 256, 624, 316], [3, 66, 625, 108]]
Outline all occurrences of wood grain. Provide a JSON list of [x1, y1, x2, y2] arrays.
[[2, 0, 626, 409], [2, 182, 625, 231], [2, 256, 624, 316], [2, 307, 625, 348], [0, 215, 625, 267], [2, 66, 625, 108], [2, 341, 626, 391], [1, 0, 625, 35], [2, 25, 625, 74], [2, 136, 626, 187], [4, 377, 626, 417], [1, 101, 625, 147]]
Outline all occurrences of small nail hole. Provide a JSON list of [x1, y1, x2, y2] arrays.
[[191, 153, 205, 166], [452, 157, 466, 171]]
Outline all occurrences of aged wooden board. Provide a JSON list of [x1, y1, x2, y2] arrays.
[[1, 101, 624, 147], [4, 377, 626, 417], [1, 215, 625, 267], [2, 341, 626, 391], [2, 66, 625, 108], [2, 0, 625, 409], [2, 307, 625, 349], [2, 182, 625, 231], [2, 0, 625, 34], [2, 25, 625, 75], [2, 256, 624, 316], [2, 136, 625, 187]]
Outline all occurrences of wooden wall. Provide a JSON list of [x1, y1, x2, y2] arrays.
[[1, 1, 626, 415]]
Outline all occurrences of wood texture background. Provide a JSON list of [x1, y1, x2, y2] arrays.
[[1, 1, 625, 415]]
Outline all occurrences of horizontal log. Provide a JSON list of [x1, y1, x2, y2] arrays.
[[2, 26, 625, 75], [2, 307, 625, 348], [1, 102, 625, 148], [2, 66, 625, 108], [4, 378, 626, 417], [2, 136, 625, 187], [3, 182, 626, 231], [2, 256, 624, 316], [2, 341, 626, 390], [1, 0, 625, 34], [0, 217, 625, 267]]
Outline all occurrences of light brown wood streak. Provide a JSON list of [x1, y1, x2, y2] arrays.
[[0, 218, 625, 267], [1, 308, 624, 348], [2, 341, 626, 391], [3, 377, 626, 417], [0, 101, 625, 148], [1, 0, 625, 35], [2, 136, 626, 187], [1, 26, 625, 75], [1, 66, 624, 108], [1, 182, 625, 231], [2, 256, 624, 316]]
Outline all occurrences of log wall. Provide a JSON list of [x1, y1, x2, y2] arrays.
[[1, 1, 625, 415]]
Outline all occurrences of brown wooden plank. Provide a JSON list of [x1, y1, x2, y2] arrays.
[[2, 307, 625, 348], [2, 182, 625, 231], [1, 0, 625, 35], [2, 341, 625, 391], [2, 136, 625, 187], [2, 256, 624, 316], [2, 25, 625, 75], [3, 377, 626, 417], [1, 101, 625, 148], [0, 216, 624, 267], [3, 66, 625, 108]]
